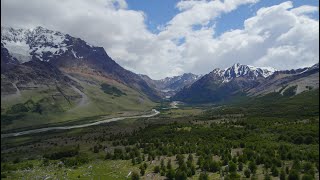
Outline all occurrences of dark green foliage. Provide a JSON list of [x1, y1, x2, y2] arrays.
[[283, 86, 297, 97], [44, 148, 79, 160], [302, 174, 314, 180], [286, 166, 290, 174], [264, 173, 271, 180], [1, 173, 7, 178], [280, 168, 286, 180], [229, 161, 237, 173], [7, 103, 28, 114], [93, 145, 99, 153], [238, 162, 243, 171], [166, 168, 175, 180], [100, 83, 126, 97], [292, 160, 301, 171], [249, 161, 257, 174], [42, 158, 49, 166], [271, 166, 279, 177], [139, 164, 145, 176], [154, 165, 160, 173], [175, 170, 187, 180], [228, 172, 241, 179], [199, 172, 209, 180], [303, 162, 315, 176], [105, 152, 112, 159], [167, 159, 172, 170], [288, 169, 300, 180], [160, 159, 166, 175], [13, 158, 20, 164], [62, 154, 89, 167], [244, 169, 251, 178], [131, 171, 140, 180], [140, 168, 146, 176]]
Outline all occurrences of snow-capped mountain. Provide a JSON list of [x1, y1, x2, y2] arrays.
[[1, 26, 81, 63], [173, 63, 318, 103], [211, 63, 276, 83], [1, 26, 161, 101], [248, 63, 319, 96]]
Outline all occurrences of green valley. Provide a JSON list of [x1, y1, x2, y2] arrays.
[[1, 89, 319, 179]]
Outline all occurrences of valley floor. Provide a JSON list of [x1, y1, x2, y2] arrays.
[[1, 91, 319, 180]]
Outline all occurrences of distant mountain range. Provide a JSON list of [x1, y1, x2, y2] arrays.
[[173, 63, 319, 103], [1, 26, 319, 132], [139, 73, 202, 98]]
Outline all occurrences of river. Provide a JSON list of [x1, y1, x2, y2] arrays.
[[1, 109, 160, 138]]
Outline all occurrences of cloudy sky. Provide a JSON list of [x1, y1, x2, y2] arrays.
[[1, 0, 319, 79]]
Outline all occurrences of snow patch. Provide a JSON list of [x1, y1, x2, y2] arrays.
[[1, 26, 75, 62], [3, 40, 32, 63]]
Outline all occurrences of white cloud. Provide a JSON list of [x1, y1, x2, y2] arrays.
[[159, 0, 258, 40], [1, 0, 319, 79], [176, 1, 319, 74], [291, 5, 318, 16]]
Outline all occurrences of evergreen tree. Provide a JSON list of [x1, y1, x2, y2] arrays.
[[288, 169, 300, 180], [280, 168, 286, 180], [302, 174, 314, 180], [238, 162, 243, 171], [199, 172, 209, 180], [271, 165, 279, 177], [244, 169, 251, 178], [166, 168, 175, 180], [229, 161, 237, 173], [264, 173, 271, 180], [249, 161, 257, 174]]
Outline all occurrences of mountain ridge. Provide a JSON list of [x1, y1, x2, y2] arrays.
[[1, 26, 161, 101], [173, 63, 319, 103], [139, 73, 202, 98]]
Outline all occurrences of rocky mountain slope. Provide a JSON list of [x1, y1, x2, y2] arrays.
[[248, 63, 319, 96], [1, 26, 161, 101], [173, 63, 319, 103], [1, 26, 158, 132]]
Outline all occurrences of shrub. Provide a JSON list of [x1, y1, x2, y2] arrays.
[[244, 169, 251, 178], [166, 168, 175, 180], [271, 166, 279, 177], [302, 174, 314, 180], [154, 166, 160, 173], [199, 172, 209, 180], [238, 162, 243, 171], [229, 161, 237, 173], [288, 169, 300, 180], [280, 168, 286, 180], [249, 161, 257, 174], [131, 171, 140, 180]]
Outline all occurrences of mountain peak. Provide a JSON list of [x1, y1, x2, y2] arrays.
[[1, 26, 96, 63], [211, 63, 276, 83]]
